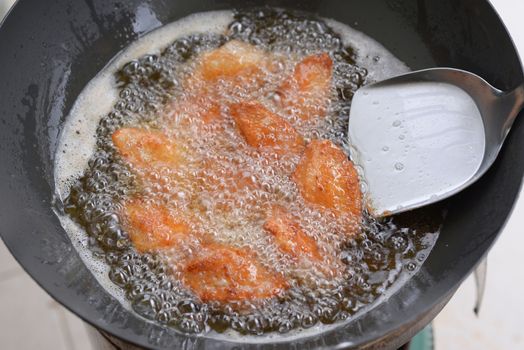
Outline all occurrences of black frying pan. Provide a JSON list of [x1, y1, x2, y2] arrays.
[[0, 0, 522, 349]]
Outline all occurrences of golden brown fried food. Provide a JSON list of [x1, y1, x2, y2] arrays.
[[112, 127, 186, 171], [230, 102, 305, 156], [263, 207, 321, 262], [167, 41, 273, 128], [196, 40, 269, 83], [181, 242, 287, 302], [293, 140, 361, 221], [121, 198, 194, 253], [277, 53, 333, 121]]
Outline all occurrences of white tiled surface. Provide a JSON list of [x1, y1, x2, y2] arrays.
[[0, 0, 523, 349], [0, 240, 93, 350]]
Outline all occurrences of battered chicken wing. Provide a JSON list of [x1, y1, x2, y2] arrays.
[[112, 127, 186, 171], [121, 198, 194, 253], [230, 102, 305, 156], [277, 53, 333, 121], [263, 207, 321, 262], [181, 243, 287, 302], [292, 140, 361, 221]]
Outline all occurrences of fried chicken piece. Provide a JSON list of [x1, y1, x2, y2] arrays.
[[263, 207, 321, 262], [277, 53, 333, 121], [230, 102, 305, 156], [293, 140, 361, 221], [181, 243, 287, 302], [196, 40, 269, 83], [166, 40, 272, 128], [121, 198, 195, 253], [263, 207, 344, 280], [112, 127, 186, 171]]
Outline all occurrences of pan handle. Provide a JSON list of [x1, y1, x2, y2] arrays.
[[473, 257, 487, 315]]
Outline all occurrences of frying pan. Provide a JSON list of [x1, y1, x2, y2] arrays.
[[0, 0, 522, 349]]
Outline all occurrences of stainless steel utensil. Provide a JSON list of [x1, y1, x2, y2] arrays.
[[349, 68, 524, 216]]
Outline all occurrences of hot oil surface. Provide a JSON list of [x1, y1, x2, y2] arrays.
[[57, 9, 440, 339]]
